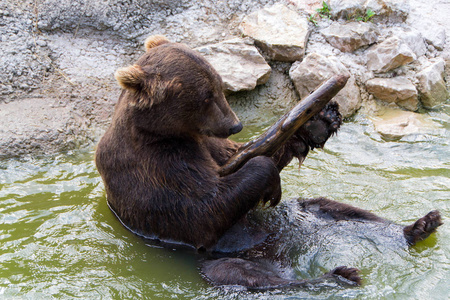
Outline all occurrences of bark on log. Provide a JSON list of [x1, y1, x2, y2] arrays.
[[219, 74, 350, 177]]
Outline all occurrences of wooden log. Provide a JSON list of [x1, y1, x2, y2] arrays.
[[219, 74, 349, 177]]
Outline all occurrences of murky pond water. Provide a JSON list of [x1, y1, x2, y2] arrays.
[[0, 105, 448, 299]]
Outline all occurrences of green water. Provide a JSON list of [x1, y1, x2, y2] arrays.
[[0, 107, 449, 299]]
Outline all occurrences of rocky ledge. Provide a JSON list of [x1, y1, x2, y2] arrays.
[[0, 0, 449, 156]]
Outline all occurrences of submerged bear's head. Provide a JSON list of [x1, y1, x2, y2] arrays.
[[114, 35, 242, 138]]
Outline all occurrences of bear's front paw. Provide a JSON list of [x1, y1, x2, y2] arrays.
[[404, 210, 443, 245], [327, 266, 361, 286], [261, 179, 282, 207], [296, 102, 342, 150]]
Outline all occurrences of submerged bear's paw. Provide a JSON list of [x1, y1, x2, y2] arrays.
[[328, 266, 361, 286], [404, 210, 443, 245]]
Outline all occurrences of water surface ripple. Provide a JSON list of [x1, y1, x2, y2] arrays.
[[0, 107, 448, 299]]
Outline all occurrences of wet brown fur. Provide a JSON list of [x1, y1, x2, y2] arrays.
[[96, 38, 285, 249], [95, 36, 343, 250], [95, 36, 441, 289]]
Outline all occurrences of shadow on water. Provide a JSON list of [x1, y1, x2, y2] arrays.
[[0, 105, 448, 299]]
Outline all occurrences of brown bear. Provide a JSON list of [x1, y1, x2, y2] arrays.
[[95, 35, 442, 290]]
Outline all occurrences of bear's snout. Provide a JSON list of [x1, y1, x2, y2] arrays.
[[229, 122, 243, 135]]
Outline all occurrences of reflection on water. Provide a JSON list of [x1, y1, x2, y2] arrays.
[[0, 107, 448, 299]]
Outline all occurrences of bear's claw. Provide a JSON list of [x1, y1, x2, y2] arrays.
[[403, 210, 443, 245], [298, 102, 342, 150]]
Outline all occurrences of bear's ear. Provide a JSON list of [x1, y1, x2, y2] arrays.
[[114, 64, 146, 91], [144, 35, 170, 51], [116, 65, 182, 109]]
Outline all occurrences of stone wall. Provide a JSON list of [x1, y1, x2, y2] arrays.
[[0, 0, 448, 156]]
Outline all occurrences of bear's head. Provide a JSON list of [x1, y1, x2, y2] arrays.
[[114, 35, 243, 139]]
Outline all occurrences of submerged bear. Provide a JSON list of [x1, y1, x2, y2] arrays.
[[95, 35, 442, 290]]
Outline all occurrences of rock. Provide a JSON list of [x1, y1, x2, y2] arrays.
[[372, 109, 435, 140], [228, 62, 299, 127], [329, 0, 410, 22], [328, 0, 366, 19], [45, 33, 135, 84], [416, 58, 449, 108], [365, 0, 410, 21], [366, 36, 416, 73], [289, 0, 323, 14], [195, 38, 271, 93], [289, 53, 361, 117], [0, 2, 51, 99], [2, 0, 449, 157], [0, 98, 90, 157], [321, 22, 380, 53], [366, 77, 419, 111], [392, 28, 427, 58], [416, 21, 446, 51], [34, 0, 185, 39], [239, 4, 310, 62], [407, 9, 446, 51]]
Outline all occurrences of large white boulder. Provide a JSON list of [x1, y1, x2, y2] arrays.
[[196, 38, 271, 94], [372, 109, 435, 140], [239, 4, 310, 62], [321, 21, 380, 53], [366, 36, 416, 73], [416, 58, 449, 108], [366, 77, 419, 111], [408, 8, 446, 50], [289, 53, 361, 117], [329, 0, 410, 22], [289, 0, 323, 14], [392, 27, 427, 58]]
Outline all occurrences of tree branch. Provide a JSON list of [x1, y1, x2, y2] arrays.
[[219, 74, 349, 176]]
